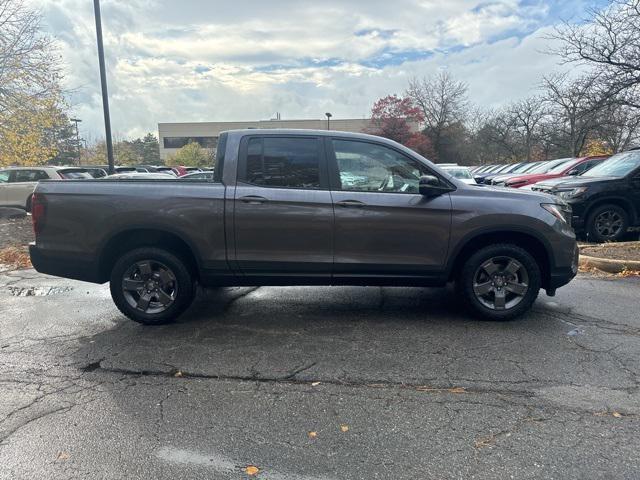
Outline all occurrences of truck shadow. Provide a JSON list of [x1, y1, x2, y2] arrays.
[[72, 285, 561, 387]]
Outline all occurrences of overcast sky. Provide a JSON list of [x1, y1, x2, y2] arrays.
[[34, 0, 608, 140]]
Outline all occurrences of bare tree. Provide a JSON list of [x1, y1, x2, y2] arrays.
[[0, 0, 61, 115], [541, 73, 608, 156], [597, 102, 640, 152], [406, 71, 468, 160], [551, 0, 640, 108], [507, 97, 547, 161]]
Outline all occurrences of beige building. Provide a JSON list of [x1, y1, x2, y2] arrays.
[[158, 118, 380, 161]]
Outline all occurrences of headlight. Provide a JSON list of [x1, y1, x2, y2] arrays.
[[541, 203, 572, 224], [555, 187, 587, 199]]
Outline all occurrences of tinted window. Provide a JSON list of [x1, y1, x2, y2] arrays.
[[163, 136, 217, 149], [243, 137, 320, 189], [214, 132, 227, 183], [12, 170, 50, 182], [332, 139, 430, 194]]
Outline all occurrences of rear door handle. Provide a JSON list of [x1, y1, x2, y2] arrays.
[[335, 200, 366, 208], [239, 195, 268, 204]]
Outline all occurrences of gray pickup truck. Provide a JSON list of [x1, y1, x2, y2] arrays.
[[29, 129, 578, 324]]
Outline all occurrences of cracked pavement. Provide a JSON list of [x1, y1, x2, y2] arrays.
[[0, 269, 638, 479]]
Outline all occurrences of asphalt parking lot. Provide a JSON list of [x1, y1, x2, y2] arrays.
[[0, 270, 639, 479]]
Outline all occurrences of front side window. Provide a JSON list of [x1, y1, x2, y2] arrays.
[[243, 137, 320, 189], [12, 170, 49, 182], [0, 171, 8, 183], [332, 139, 430, 194]]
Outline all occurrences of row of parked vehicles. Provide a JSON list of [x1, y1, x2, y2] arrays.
[[0, 165, 214, 212], [466, 151, 640, 242]]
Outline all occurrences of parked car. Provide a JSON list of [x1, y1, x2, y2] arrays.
[[29, 129, 578, 325], [502, 158, 577, 188], [103, 172, 175, 180], [0, 166, 92, 211], [82, 167, 109, 178], [179, 171, 215, 181], [440, 165, 477, 184], [486, 162, 544, 185], [504, 156, 608, 189], [473, 164, 510, 184], [531, 149, 640, 242]]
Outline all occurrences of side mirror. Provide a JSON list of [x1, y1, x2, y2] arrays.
[[567, 169, 579, 176], [419, 175, 452, 197]]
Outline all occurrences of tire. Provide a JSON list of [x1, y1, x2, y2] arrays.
[[110, 247, 196, 325], [587, 204, 629, 243], [458, 244, 541, 321]]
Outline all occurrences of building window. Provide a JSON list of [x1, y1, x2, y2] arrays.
[[163, 136, 218, 149]]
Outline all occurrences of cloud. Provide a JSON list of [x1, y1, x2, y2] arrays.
[[32, 0, 609, 139]]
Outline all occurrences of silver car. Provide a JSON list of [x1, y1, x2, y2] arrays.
[[0, 166, 92, 211]]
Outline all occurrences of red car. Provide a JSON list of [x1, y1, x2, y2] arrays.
[[504, 155, 609, 188]]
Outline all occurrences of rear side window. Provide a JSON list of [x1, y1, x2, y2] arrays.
[[12, 170, 50, 182], [0, 171, 8, 183], [242, 137, 321, 189]]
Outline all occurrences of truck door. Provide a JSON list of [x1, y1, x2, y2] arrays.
[[232, 135, 333, 277], [327, 138, 452, 278]]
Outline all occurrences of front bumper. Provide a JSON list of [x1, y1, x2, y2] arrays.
[[29, 244, 103, 284], [547, 243, 579, 295]]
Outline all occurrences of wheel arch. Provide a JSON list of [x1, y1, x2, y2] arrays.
[[447, 228, 552, 289], [98, 227, 201, 283]]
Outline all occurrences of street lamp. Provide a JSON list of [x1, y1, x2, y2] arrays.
[[325, 112, 332, 130], [70, 118, 82, 165], [93, 0, 115, 174]]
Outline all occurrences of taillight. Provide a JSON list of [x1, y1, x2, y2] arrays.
[[31, 192, 46, 235]]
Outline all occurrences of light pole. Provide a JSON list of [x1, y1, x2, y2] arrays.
[[70, 118, 82, 165], [93, 0, 115, 174], [325, 112, 332, 130]]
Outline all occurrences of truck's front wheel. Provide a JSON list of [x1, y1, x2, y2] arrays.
[[110, 247, 196, 325], [459, 244, 541, 321]]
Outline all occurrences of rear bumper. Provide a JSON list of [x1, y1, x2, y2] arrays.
[[29, 244, 103, 284]]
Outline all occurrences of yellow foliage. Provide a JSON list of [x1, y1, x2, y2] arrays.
[[0, 94, 65, 167], [581, 139, 613, 157]]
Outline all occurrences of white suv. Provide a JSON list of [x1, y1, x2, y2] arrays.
[[0, 166, 92, 211]]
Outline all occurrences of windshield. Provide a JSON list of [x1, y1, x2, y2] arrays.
[[529, 158, 572, 174], [443, 167, 473, 180], [547, 158, 578, 174], [583, 151, 640, 178]]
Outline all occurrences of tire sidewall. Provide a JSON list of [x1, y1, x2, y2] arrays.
[[460, 244, 541, 321], [110, 247, 195, 325], [587, 204, 629, 243]]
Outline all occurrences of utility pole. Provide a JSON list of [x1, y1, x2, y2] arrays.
[[93, 0, 115, 174], [325, 112, 332, 130], [70, 118, 82, 165]]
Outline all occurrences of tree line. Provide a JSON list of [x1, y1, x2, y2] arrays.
[[369, 1, 640, 165], [2, 0, 640, 168]]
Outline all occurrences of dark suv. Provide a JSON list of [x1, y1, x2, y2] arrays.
[[532, 150, 640, 242]]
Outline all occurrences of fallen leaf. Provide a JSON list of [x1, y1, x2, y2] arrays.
[[340, 424, 349, 432], [56, 451, 70, 461], [245, 465, 260, 476], [308, 431, 317, 439], [174, 371, 183, 378], [449, 387, 466, 394], [311, 382, 321, 387], [474, 436, 495, 449], [612, 411, 622, 418]]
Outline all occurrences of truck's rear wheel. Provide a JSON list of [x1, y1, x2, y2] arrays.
[[110, 247, 196, 325], [459, 244, 541, 321]]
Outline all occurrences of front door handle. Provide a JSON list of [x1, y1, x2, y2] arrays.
[[335, 199, 366, 208], [239, 195, 268, 204]]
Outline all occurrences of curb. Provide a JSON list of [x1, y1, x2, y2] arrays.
[[579, 254, 640, 274]]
